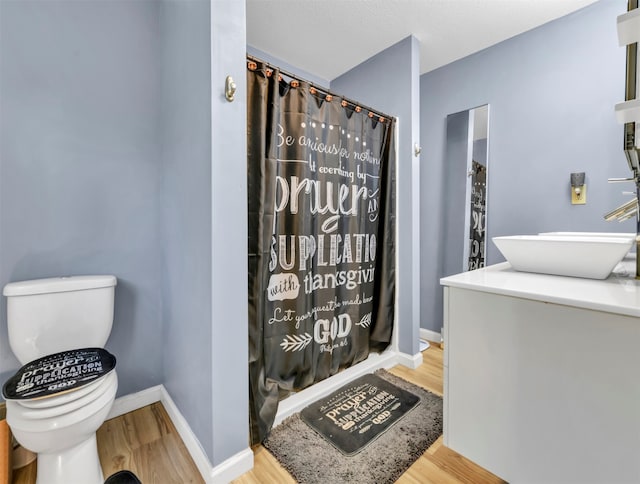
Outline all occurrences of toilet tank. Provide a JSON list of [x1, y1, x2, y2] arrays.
[[3, 275, 117, 365]]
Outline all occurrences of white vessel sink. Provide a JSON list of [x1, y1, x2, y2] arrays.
[[493, 235, 634, 279], [539, 231, 635, 243]]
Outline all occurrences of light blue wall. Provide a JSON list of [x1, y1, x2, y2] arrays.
[[0, 0, 163, 396], [420, 0, 629, 333], [0, 0, 249, 468], [474, 139, 488, 167], [442, 111, 471, 278], [247, 45, 330, 88], [209, 0, 249, 466], [160, 0, 249, 466], [159, 0, 214, 461], [332, 36, 422, 356]]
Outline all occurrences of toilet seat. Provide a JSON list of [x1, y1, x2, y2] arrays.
[[19, 371, 112, 409], [6, 371, 118, 433], [2, 347, 116, 402], [10, 371, 117, 420]]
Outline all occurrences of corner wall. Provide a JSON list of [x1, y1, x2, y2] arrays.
[[209, 0, 250, 468], [332, 36, 422, 356], [159, 0, 214, 461], [159, 0, 249, 469], [420, 0, 629, 333]]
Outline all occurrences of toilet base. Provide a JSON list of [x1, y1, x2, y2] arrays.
[[35, 433, 103, 484]]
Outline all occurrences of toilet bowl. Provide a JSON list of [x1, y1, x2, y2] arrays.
[[6, 371, 118, 484], [2, 275, 119, 484]]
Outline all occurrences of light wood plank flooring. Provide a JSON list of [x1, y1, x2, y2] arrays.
[[8, 402, 203, 484], [5, 342, 504, 483], [234, 343, 505, 484]]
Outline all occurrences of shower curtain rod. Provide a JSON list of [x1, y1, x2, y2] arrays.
[[246, 54, 395, 122]]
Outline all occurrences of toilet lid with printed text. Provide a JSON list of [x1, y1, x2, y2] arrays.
[[2, 347, 116, 400]]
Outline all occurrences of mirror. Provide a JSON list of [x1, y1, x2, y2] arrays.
[[443, 104, 490, 276]]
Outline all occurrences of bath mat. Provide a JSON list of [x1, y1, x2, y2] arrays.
[[263, 369, 442, 484], [300, 372, 420, 455]]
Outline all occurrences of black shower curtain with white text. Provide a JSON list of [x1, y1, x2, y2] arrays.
[[247, 61, 396, 445]]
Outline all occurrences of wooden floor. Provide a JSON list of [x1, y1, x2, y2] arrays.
[[234, 343, 505, 484], [9, 402, 204, 484], [5, 342, 504, 483]]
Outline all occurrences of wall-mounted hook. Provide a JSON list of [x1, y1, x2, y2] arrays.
[[225, 76, 236, 102], [414, 143, 422, 157]]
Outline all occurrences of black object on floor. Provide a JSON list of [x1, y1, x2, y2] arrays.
[[300, 372, 420, 455], [104, 470, 142, 484]]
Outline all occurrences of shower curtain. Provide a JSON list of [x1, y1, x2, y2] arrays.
[[468, 160, 486, 270], [247, 60, 396, 445]]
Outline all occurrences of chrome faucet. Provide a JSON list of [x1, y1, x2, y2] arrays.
[[603, 189, 637, 223], [606, 177, 640, 278], [605, 0, 640, 277]]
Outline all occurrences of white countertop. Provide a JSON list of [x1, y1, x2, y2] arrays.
[[440, 255, 640, 318]]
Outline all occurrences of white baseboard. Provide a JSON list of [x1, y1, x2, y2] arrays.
[[210, 447, 254, 484], [107, 384, 163, 420], [106, 385, 253, 484], [395, 350, 423, 370], [157, 386, 213, 482], [420, 327, 442, 344], [159, 386, 253, 484]]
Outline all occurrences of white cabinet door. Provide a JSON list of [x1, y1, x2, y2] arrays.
[[444, 287, 640, 483]]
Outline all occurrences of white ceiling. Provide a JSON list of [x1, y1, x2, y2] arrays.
[[246, 0, 599, 81]]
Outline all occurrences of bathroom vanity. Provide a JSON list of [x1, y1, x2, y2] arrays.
[[440, 257, 640, 483]]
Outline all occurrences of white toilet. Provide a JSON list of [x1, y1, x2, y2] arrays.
[[2, 275, 118, 484]]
